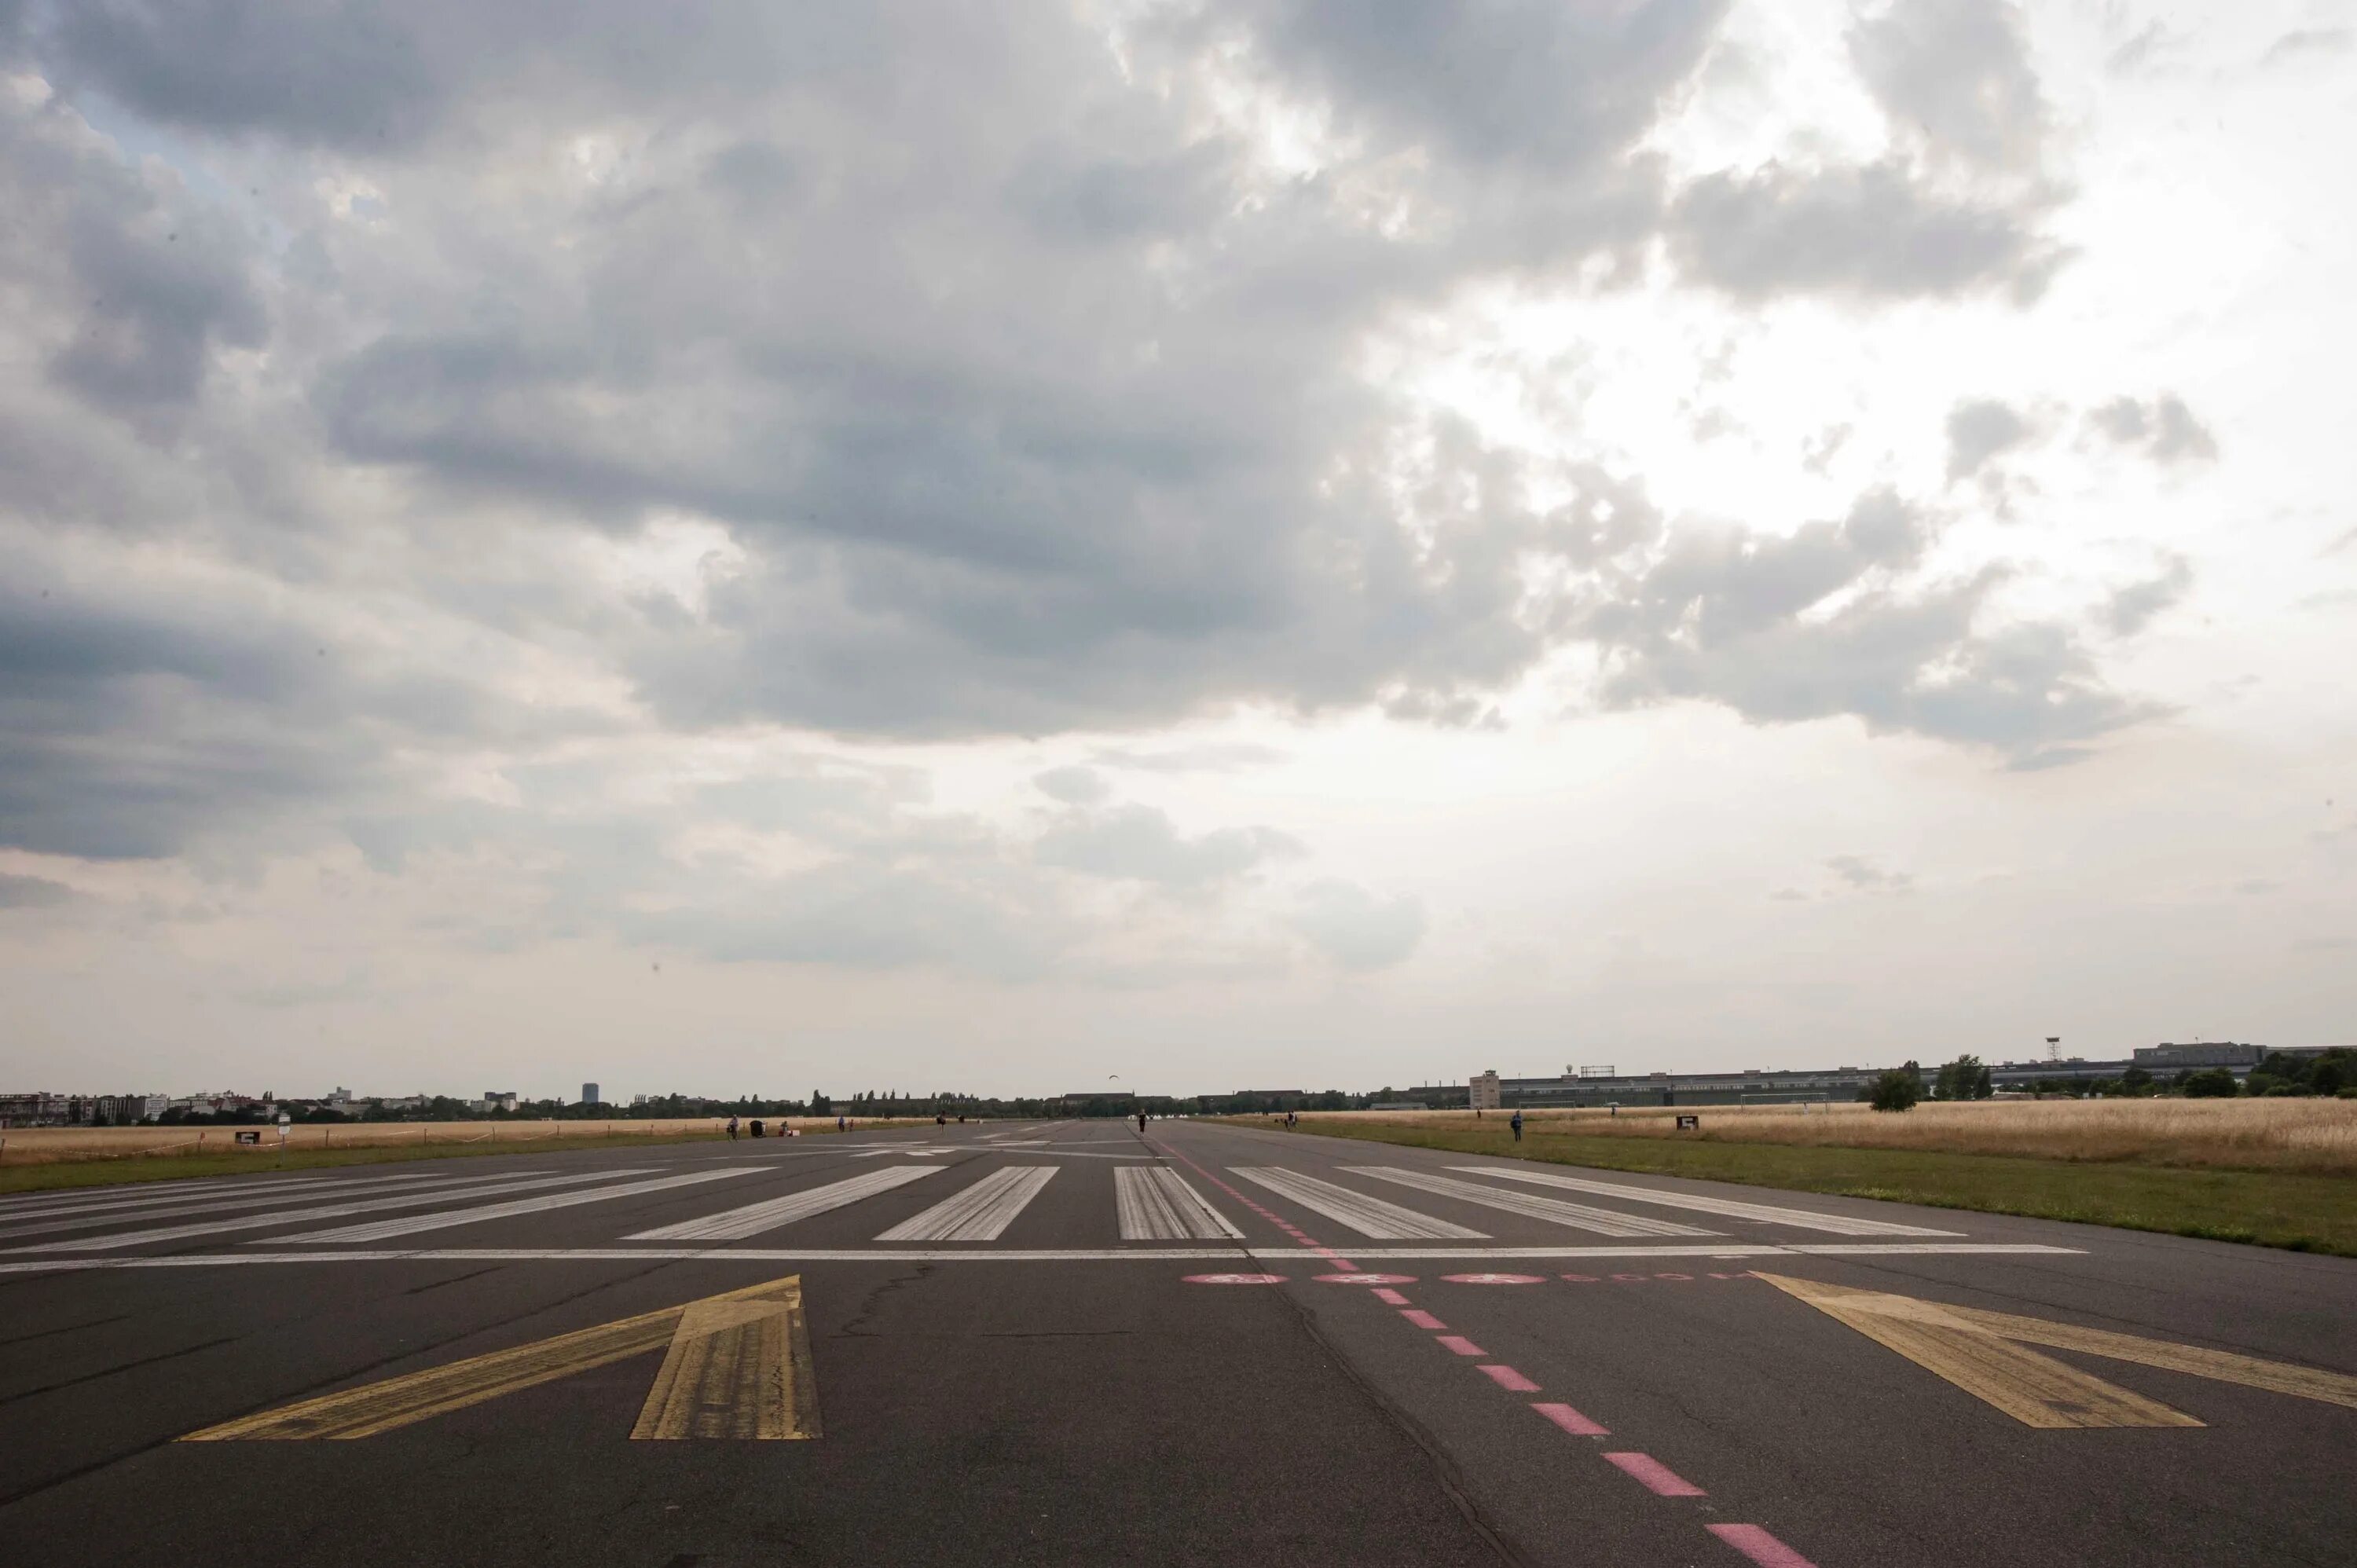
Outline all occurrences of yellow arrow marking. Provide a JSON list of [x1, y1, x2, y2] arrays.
[[181, 1274, 816, 1442], [1758, 1273, 2357, 1429], [632, 1277, 820, 1439]]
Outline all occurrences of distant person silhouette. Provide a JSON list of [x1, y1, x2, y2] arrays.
[[1509, 1110, 1523, 1142]]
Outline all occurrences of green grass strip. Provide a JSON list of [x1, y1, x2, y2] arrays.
[[1261, 1120, 2357, 1258]]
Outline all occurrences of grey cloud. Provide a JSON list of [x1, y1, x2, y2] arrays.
[[1245, 0, 1729, 178], [2088, 394, 2218, 464], [2102, 556, 2192, 637], [0, 0, 2147, 896], [1033, 804, 1301, 890], [1945, 398, 2033, 482], [1032, 765, 1113, 807], [2263, 29, 2352, 66], [1825, 855, 1912, 893], [1292, 879, 1424, 971], [1584, 489, 2157, 764], [1667, 159, 2064, 302], [1849, 0, 2049, 175], [22, 0, 827, 151], [0, 92, 266, 433], [0, 872, 77, 909]]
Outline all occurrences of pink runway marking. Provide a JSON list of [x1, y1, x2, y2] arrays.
[[1440, 1272, 1545, 1284], [1315, 1272, 1416, 1285], [1603, 1452, 1706, 1497], [1371, 1288, 1410, 1306], [1707, 1524, 1819, 1568], [1183, 1273, 1288, 1285], [1478, 1365, 1541, 1393], [1156, 1143, 1362, 1273], [1399, 1309, 1448, 1331], [1435, 1334, 1486, 1357], [1531, 1401, 1608, 1437]]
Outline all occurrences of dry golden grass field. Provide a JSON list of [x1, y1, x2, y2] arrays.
[[1295, 1097, 2357, 1177], [0, 1117, 919, 1167]]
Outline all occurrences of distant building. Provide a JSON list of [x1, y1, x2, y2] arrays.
[[1368, 1101, 1430, 1112], [1469, 1072, 1502, 1110], [581, 1083, 601, 1105], [2133, 1042, 2261, 1069], [631, 1093, 650, 1107], [0, 1092, 71, 1127], [482, 1091, 519, 1112]]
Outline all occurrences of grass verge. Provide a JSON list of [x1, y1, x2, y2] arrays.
[[1262, 1119, 2357, 1258]]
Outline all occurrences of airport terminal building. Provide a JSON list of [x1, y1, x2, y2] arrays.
[[1469, 1043, 2308, 1108]]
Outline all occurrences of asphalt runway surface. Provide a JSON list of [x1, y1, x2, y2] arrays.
[[2, 1116, 2352, 1566]]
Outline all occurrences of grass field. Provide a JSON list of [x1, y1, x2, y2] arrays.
[[1259, 1101, 2357, 1257], [0, 1117, 931, 1196]]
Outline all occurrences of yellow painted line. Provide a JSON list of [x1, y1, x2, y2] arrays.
[[1756, 1273, 2201, 1429], [631, 1275, 819, 1439], [181, 1275, 812, 1442], [1760, 1272, 2357, 1429], [1935, 1299, 2357, 1412]]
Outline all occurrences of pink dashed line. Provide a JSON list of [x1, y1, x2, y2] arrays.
[[1604, 1452, 1706, 1497], [1531, 1401, 1609, 1437], [1435, 1334, 1486, 1357], [1400, 1309, 1448, 1331], [1478, 1365, 1541, 1393], [1155, 1142, 1361, 1273], [1707, 1524, 1820, 1567], [1371, 1288, 1410, 1306]]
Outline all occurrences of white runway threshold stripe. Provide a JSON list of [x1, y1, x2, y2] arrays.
[[878, 1167, 1056, 1241], [9, 1169, 658, 1253], [1343, 1167, 1721, 1239], [0, 1166, 520, 1226], [1116, 1167, 1243, 1240], [1447, 1166, 1964, 1237], [1230, 1167, 1488, 1240], [266, 1168, 765, 1244], [628, 1167, 941, 1241], [0, 1241, 2090, 1275], [0, 1168, 545, 1241]]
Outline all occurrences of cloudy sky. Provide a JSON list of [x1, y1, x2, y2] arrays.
[[2, 1, 2351, 1102]]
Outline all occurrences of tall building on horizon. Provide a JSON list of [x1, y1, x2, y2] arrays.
[[581, 1082, 600, 1105]]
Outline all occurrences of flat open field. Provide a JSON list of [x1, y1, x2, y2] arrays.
[[1298, 1097, 2357, 1174], [0, 1118, 931, 1195], [1263, 1101, 2357, 1256]]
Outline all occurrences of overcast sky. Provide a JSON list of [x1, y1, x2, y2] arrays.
[[2, 1, 2351, 1102]]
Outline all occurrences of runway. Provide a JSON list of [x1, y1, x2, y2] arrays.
[[2, 1116, 2350, 1565]]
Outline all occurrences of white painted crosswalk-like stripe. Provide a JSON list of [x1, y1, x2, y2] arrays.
[[1343, 1167, 1719, 1238], [0, 1167, 507, 1224], [12, 1169, 659, 1253], [878, 1167, 1056, 1242], [1230, 1167, 1488, 1240], [628, 1167, 940, 1241], [0, 1169, 551, 1240], [1446, 1166, 1960, 1236], [272, 1169, 765, 1244], [1115, 1167, 1242, 1240]]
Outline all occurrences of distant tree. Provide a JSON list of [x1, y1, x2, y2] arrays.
[[2119, 1064, 2154, 1096], [1934, 1055, 1992, 1101], [1869, 1069, 1921, 1112], [2180, 1068, 2238, 1098]]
